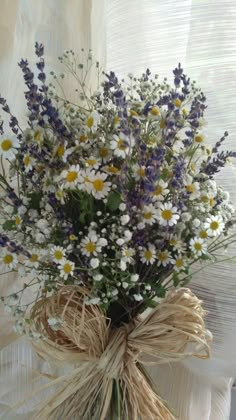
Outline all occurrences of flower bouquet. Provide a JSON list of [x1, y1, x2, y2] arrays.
[[0, 43, 236, 419]]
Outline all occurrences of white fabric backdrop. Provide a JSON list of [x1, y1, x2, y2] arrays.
[[0, 0, 236, 418]]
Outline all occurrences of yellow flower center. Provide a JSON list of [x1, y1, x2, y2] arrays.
[[182, 108, 188, 117], [150, 106, 160, 116], [99, 147, 109, 157], [161, 209, 173, 221], [87, 116, 94, 128], [158, 252, 168, 262], [66, 171, 78, 183], [160, 118, 166, 129], [114, 116, 120, 125], [143, 212, 153, 220], [79, 134, 88, 143], [144, 250, 153, 261], [23, 155, 30, 166], [15, 216, 21, 225], [130, 109, 139, 117], [1, 139, 12, 151], [174, 98, 182, 107], [63, 263, 72, 274], [201, 195, 209, 203], [106, 165, 119, 174], [169, 239, 177, 246], [209, 197, 215, 207], [186, 184, 195, 193], [34, 130, 41, 142], [54, 250, 63, 260], [194, 242, 202, 252], [117, 139, 127, 150], [199, 230, 208, 239], [137, 167, 145, 177], [85, 241, 96, 253], [175, 258, 184, 268], [30, 254, 38, 262], [92, 179, 104, 191], [195, 134, 204, 143], [86, 159, 97, 166], [57, 145, 65, 157], [124, 249, 132, 257], [3, 254, 13, 264], [210, 221, 219, 231], [153, 185, 163, 196], [69, 234, 78, 241]]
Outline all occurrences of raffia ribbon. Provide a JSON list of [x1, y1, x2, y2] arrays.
[[26, 285, 211, 419]]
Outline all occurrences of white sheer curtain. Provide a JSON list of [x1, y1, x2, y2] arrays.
[[0, 1, 236, 419]]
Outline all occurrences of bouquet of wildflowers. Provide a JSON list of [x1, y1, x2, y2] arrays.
[[0, 43, 236, 419]]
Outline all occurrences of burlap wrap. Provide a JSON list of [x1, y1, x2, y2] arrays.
[[21, 285, 211, 419]]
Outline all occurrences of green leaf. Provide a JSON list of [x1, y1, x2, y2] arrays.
[[28, 192, 42, 210], [3, 220, 15, 231], [156, 285, 167, 298], [145, 298, 158, 309], [107, 191, 121, 212]]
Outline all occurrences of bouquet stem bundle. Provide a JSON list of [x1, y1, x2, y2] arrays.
[[26, 285, 211, 419]]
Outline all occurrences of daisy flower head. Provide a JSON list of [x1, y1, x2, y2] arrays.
[[174, 255, 186, 272], [0, 136, 19, 161], [85, 170, 111, 199], [157, 250, 172, 267], [184, 175, 200, 201], [190, 237, 207, 257], [60, 164, 80, 189], [142, 204, 158, 225], [23, 153, 35, 172], [55, 186, 67, 204], [132, 164, 146, 181], [158, 203, 179, 226], [59, 259, 75, 280], [51, 246, 65, 263], [151, 180, 169, 202], [0, 249, 18, 269], [204, 215, 225, 237], [27, 250, 40, 268], [86, 110, 100, 133], [81, 232, 107, 257], [122, 247, 135, 263], [98, 144, 112, 162], [140, 245, 156, 265], [32, 127, 44, 144], [194, 132, 206, 144], [149, 105, 161, 119], [103, 165, 120, 176], [110, 133, 134, 159], [84, 156, 100, 170], [169, 236, 184, 252]]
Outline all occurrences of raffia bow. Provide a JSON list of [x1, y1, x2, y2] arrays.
[[26, 285, 211, 419]]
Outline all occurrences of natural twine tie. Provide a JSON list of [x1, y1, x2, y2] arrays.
[[22, 285, 211, 419]]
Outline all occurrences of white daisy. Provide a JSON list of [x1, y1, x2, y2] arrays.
[[23, 153, 35, 172], [84, 170, 111, 199], [157, 203, 179, 226], [0, 136, 19, 161], [168, 236, 184, 252], [184, 175, 200, 201], [173, 255, 186, 272], [148, 106, 161, 119], [110, 133, 134, 158], [157, 250, 172, 267], [81, 232, 106, 257], [103, 165, 120, 176], [151, 180, 169, 201], [51, 246, 65, 263], [204, 215, 225, 237], [60, 164, 80, 189], [190, 237, 207, 256], [97, 145, 112, 162], [0, 250, 18, 269], [59, 258, 75, 279], [86, 110, 100, 133], [27, 250, 40, 268], [132, 164, 146, 180], [55, 143, 75, 162], [84, 156, 100, 169], [121, 247, 135, 264], [194, 132, 206, 144], [140, 245, 156, 265], [55, 186, 67, 204], [142, 204, 158, 225]]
